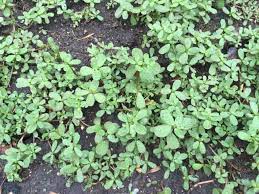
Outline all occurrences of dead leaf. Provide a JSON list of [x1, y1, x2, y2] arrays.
[[148, 166, 161, 174], [49, 192, 57, 194], [0, 145, 11, 154], [136, 165, 142, 173]]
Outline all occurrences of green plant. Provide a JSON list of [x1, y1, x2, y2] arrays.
[[158, 187, 171, 194], [242, 175, 259, 194], [0, 143, 41, 181], [0, 0, 259, 193], [222, 0, 258, 25], [114, 0, 216, 25], [17, 0, 102, 26], [238, 116, 259, 155], [0, 0, 14, 25]]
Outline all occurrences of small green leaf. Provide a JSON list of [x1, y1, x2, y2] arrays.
[[238, 131, 251, 141], [250, 101, 258, 114], [172, 80, 181, 91], [86, 94, 95, 106], [132, 123, 147, 135], [94, 93, 106, 103], [203, 120, 212, 129], [5, 55, 15, 63], [60, 165, 77, 174], [26, 124, 37, 134], [132, 48, 143, 61], [175, 91, 187, 100], [71, 59, 81, 65], [136, 93, 145, 109], [96, 141, 109, 156], [199, 142, 206, 154], [104, 180, 114, 189], [246, 143, 258, 155], [74, 108, 83, 119], [166, 134, 179, 150], [158, 187, 172, 194], [182, 117, 197, 129], [179, 53, 188, 64], [136, 140, 146, 153], [160, 110, 174, 125], [16, 78, 30, 88], [126, 141, 135, 152], [76, 169, 84, 183], [216, 0, 225, 9], [159, 44, 170, 54], [192, 163, 203, 170], [153, 125, 171, 138], [229, 115, 238, 126], [94, 54, 106, 67], [80, 66, 93, 76]]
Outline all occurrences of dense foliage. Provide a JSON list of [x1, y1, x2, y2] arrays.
[[0, 0, 258, 193], [0, 0, 102, 27]]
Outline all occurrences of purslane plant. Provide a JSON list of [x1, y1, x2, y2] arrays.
[[0, 0, 259, 193], [0, 0, 14, 25], [17, 0, 102, 26], [0, 143, 41, 182]]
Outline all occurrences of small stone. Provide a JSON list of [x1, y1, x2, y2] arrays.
[[227, 47, 237, 59]]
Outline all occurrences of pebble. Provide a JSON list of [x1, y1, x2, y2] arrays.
[[227, 47, 237, 59]]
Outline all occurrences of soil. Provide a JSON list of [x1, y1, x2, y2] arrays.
[[29, 1, 145, 65], [0, 1, 257, 194], [0, 139, 219, 194]]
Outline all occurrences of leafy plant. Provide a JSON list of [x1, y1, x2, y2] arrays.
[[0, 0, 103, 26], [242, 175, 259, 194], [0, 0, 14, 25], [0, 0, 259, 193], [222, 0, 258, 25], [0, 143, 41, 181], [238, 116, 259, 155]]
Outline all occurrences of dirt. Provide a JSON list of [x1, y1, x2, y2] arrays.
[[0, 1, 257, 194], [27, 1, 145, 66], [0, 139, 218, 194]]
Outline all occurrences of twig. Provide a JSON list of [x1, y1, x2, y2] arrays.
[[227, 161, 254, 173], [227, 161, 242, 172], [189, 179, 214, 192], [47, 140, 52, 148], [78, 33, 94, 40], [71, 30, 94, 41], [117, 108, 133, 112], [80, 120, 89, 127], [7, 66, 13, 88], [12, 23, 16, 32], [18, 134, 26, 144], [0, 176, 6, 191], [209, 145, 217, 155]]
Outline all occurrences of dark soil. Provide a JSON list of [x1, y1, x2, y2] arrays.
[[29, 1, 145, 65], [0, 1, 256, 194], [0, 139, 219, 194]]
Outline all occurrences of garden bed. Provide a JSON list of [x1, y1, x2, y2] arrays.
[[0, 0, 258, 194]]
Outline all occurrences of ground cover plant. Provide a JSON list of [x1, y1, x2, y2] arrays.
[[0, 0, 258, 193]]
